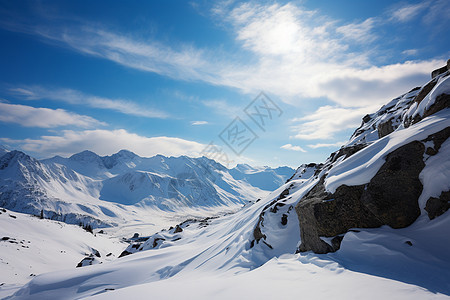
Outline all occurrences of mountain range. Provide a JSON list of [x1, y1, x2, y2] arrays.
[[0, 148, 293, 229]]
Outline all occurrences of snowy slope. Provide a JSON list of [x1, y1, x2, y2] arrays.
[[0, 208, 126, 299]]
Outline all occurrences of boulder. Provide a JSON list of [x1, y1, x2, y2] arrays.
[[296, 140, 425, 253], [425, 191, 450, 220], [377, 117, 395, 138]]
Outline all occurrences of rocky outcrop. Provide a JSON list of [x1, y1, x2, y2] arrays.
[[431, 65, 448, 79], [422, 93, 450, 120], [431, 59, 449, 79], [296, 140, 425, 253], [377, 117, 395, 138], [425, 191, 450, 220]]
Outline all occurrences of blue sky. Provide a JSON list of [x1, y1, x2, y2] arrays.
[[0, 0, 449, 167]]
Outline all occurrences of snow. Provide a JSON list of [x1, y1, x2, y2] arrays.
[[1, 150, 293, 233], [408, 73, 450, 119], [86, 257, 447, 300], [7, 190, 450, 299], [325, 109, 450, 193], [418, 138, 450, 211], [0, 209, 126, 298]]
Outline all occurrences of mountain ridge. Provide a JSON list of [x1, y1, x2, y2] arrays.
[[0, 148, 294, 229]]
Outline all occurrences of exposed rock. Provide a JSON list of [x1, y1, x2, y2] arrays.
[[425, 191, 450, 220], [414, 77, 439, 104], [432, 65, 448, 79], [360, 141, 424, 228], [153, 237, 165, 248], [118, 250, 132, 258], [253, 219, 266, 242], [93, 249, 101, 258], [329, 144, 367, 165], [277, 188, 289, 200], [76, 257, 95, 268], [423, 127, 450, 153], [296, 182, 380, 254], [296, 140, 425, 253], [174, 225, 183, 233], [281, 214, 288, 226], [421, 93, 450, 121], [377, 117, 395, 138]]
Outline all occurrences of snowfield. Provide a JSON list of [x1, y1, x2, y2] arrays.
[[0, 209, 126, 299]]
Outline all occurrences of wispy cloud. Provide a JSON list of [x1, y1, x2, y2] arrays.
[[202, 99, 242, 117], [0, 102, 104, 128], [290, 106, 371, 140], [9, 86, 169, 118], [402, 49, 419, 56], [191, 121, 209, 125], [307, 141, 346, 149], [389, 2, 428, 22], [2, 129, 205, 158], [423, 0, 450, 26], [336, 18, 376, 43], [280, 143, 306, 152]]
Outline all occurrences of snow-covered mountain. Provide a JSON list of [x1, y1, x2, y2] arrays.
[[4, 63, 450, 299], [0, 149, 294, 228]]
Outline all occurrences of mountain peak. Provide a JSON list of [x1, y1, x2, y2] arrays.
[[114, 149, 138, 158], [0, 150, 38, 171], [70, 150, 100, 160]]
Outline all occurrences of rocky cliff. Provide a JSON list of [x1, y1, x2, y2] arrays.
[[293, 61, 450, 253]]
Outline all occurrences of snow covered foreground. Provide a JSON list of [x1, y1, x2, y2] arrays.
[[3, 71, 450, 299], [0, 209, 126, 299], [6, 106, 450, 298]]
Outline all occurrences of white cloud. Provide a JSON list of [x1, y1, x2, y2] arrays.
[[219, 3, 442, 108], [402, 49, 419, 56], [280, 143, 306, 152], [9, 86, 168, 118], [336, 18, 376, 43], [191, 121, 209, 125], [202, 99, 242, 117], [0, 102, 104, 128], [390, 2, 428, 22], [290, 106, 371, 140], [1, 2, 446, 112], [307, 141, 346, 149], [423, 0, 450, 26], [3, 129, 205, 158]]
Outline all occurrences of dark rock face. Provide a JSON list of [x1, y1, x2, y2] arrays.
[[431, 66, 448, 79], [377, 117, 395, 138], [421, 93, 450, 121], [360, 141, 424, 228], [174, 225, 183, 233], [425, 191, 450, 220], [328, 144, 367, 166], [405, 73, 450, 128], [296, 141, 425, 253]]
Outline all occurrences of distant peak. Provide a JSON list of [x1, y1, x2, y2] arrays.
[[69, 150, 102, 162], [115, 149, 138, 158], [0, 150, 36, 169]]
